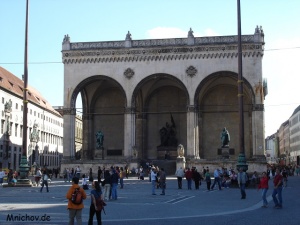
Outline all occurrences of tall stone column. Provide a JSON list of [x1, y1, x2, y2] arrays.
[[82, 114, 93, 160], [186, 105, 199, 159], [63, 108, 76, 160], [252, 104, 265, 159], [124, 107, 135, 158]]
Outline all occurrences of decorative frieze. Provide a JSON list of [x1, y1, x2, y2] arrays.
[[69, 35, 255, 50]]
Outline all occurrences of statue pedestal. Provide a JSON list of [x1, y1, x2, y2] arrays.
[[157, 146, 177, 160], [217, 148, 235, 159], [95, 148, 104, 159], [176, 157, 186, 171]]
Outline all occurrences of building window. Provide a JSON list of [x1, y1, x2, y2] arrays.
[[15, 124, 18, 137], [2, 97, 4, 104], [21, 105, 23, 111], [20, 125, 23, 137], [10, 122, 13, 135], [30, 109, 32, 115], [34, 111, 36, 116], [16, 103, 18, 110], [1, 120, 4, 134]]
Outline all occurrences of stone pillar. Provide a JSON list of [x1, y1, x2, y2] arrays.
[[252, 104, 266, 159], [186, 105, 199, 159], [63, 108, 76, 160], [82, 114, 92, 160], [124, 107, 134, 158]]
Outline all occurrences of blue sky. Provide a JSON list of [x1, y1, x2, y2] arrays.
[[0, 0, 300, 137]]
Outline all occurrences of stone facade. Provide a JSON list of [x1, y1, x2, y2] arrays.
[[61, 27, 267, 172]]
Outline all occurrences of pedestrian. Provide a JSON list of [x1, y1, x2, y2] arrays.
[[210, 168, 222, 191], [40, 170, 49, 192], [159, 168, 166, 195], [76, 166, 81, 178], [97, 166, 102, 182], [237, 168, 247, 199], [111, 169, 119, 200], [88, 181, 103, 225], [272, 168, 283, 209], [175, 167, 184, 189], [82, 174, 89, 190], [205, 169, 211, 191], [0, 169, 5, 185], [102, 170, 111, 201], [66, 176, 87, 225], [63, 168, 68, 182], [119, 167, 125, 189], [150, 167, 157, 195], [257, 171, 269, 208], [192, 168, 202, 190], [296, 166, 300, 176], [185, 168, 193, 190], [35, 168, 42, 186], [89, 168, 94, 183]]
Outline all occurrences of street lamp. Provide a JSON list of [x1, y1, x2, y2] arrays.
[[236, 0, 248, 172], [18, 0, 31, 185]]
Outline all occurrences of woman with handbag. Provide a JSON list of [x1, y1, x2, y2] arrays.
[[88, 181, 103, 225]]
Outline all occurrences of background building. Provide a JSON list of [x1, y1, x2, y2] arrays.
[[265, 105, 300, 166], [0, 67, 63, 171], [289, 106, 300, 165]]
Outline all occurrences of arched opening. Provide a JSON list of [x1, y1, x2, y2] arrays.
[[195, 71, 254, 160]]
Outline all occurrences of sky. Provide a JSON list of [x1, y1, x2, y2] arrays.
[[0, 0, 299, 138]]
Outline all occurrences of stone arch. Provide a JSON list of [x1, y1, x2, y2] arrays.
[[132, 73, 189, 160], [71, 75, 127, 160], [194, 71, 255, 160]]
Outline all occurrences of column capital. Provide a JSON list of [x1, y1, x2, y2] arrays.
[[252, 104, 264, 111], [187, 105, 196, 112], [63, 108, 76, 115], [125, 107, 135, 114]]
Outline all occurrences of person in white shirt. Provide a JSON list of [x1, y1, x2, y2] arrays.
[[0, 169, 5, 185], [150, 167, 157, 195], [82, 174, 89, 190], [175, 167, 184, 189], [40, 170, 49, 192], [210, 168, 222, 190]]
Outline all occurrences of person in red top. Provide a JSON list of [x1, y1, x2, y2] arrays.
[[257, 172, 269, 207], [272, 168, 283, 209], [185, 168, 193, 190]]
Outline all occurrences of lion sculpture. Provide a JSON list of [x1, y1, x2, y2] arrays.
[[177, 144, 185, 158]]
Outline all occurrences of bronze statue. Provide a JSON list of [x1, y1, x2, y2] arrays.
[[159, 114, 178, 147], [221, 127, 230, 148], [96, 131, 104, 149]]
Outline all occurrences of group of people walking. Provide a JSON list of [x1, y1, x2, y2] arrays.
[[175, 165, 286, 210]]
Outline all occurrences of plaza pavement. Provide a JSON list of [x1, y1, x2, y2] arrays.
[[0, 174, 300, 225]]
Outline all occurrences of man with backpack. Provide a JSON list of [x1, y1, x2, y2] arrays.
[[66, 177, 87, 225]]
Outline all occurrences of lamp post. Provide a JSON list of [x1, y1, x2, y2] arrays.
[[18, 0, 31, 185], [236, 0, 248, 172]]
